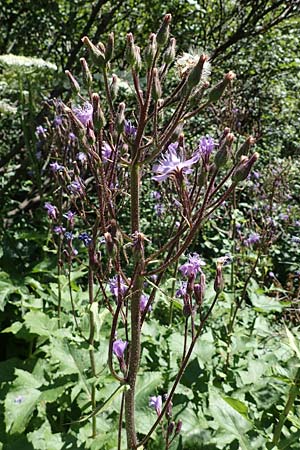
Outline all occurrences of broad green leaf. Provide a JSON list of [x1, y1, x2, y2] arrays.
[[27, 419, 63, 450], [284, 325, 300, 358], [24, 310, 57, 337], [5, 388, 41, 434], [209, 388, 252, 450]]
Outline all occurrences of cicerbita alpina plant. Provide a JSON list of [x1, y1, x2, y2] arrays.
[[42, 13, 259, 449]]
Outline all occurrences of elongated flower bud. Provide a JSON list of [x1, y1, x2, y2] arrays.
[[65, 70, 80, 93], [214, 133, 234, 168], [156, 13, 172, 47], [105, 32, 114, 62], [232, 152, 259, 183], [125, 33, 141, 71], [152, 68, 162, 100], [144, 33, 157, 68], [194, 272, 206, 305], [116, 102, 126, 134], [214, 263, 224, 294], [235, 136, 256, 161], [80, 58, 93, 89], [168, 421, 175, 435], [187, 54, 208, 89], [82, 36, 106, 68], [110, 74, 119, 100], [175, 420, 183, 435], [163, 37, 176, 65], [92, 93, 106, 129], [208, 71, 235, 103]]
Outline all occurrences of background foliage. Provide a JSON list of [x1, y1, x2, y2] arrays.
[[0, 1, 300, 449]]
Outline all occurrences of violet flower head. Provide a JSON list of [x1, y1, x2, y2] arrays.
[[109, 275, 128, 299], [151, 190, 161, 201], [73, 102, 93, 127], [76, 152, 87, 163], [44, 202, 58, 220], [113, 339, 128, 359], [53, 116, 63, 127], [149, 395, 162, 416], [102, 142, 113, 162], [124, 120, 137, 138], [53, 226, 66, 234], [198, 136, 215, 157], [154, 203, 164, 217], [14, 395, 24, 405], [78, 232, 92, 247], [36, 125, 46, 138], [64, 211, 76, 226], [50, 162, 64, 173], [176, 281, 187, 298], [244, 232, 260, 246], [69, 132, 76, 141], [179, 253, 205, 278], [64, 231, 74, 241], [68, 179, 85, 196], [152, 142, 199, 182], [292, 236, 300, 244], [140, 294, 152, 313]]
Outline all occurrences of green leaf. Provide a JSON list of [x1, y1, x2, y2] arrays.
[[284, 325, 300, 358], [27, 419, 63, 449], [209, 388, 252, 450], [24, 310, 57, 337], [5, 388, 41, 434]]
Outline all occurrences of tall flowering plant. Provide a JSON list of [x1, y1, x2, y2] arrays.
[[42, 14, 258, 449]]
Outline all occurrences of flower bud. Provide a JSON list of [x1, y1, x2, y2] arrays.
[[232, 152, 259, 183], [105, 32, 114, 62], [92, 93, 106, 129], [235, 136, 256, 161], [175, 420, 183, 435], [125, 34, 141, 71], [214, 133, 234, 169], [86, 124, 96, 144], [163, 37, 176, 65], [144, 33, 157, 68], [82, 36, 106, 68], [152, 68, 162, 100], [104, 232, 116, 257], [187, 54, 208, 89], [208, 71, 236, 103], [116, 102, 126, 134], [156, 13, 172, 47], [65, 70, 80, 94], [194, 272, 206, 305], [168, 421, 175, 435], [110, 74, 119, 100], [80, 58, 93, 89], [214, 263, 224, 294]]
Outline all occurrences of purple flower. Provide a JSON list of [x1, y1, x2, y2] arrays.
[[50, 162, 64, 173], [69, 132, 76, 141], [53, 226, 66, 234], [102, 142, 113, 162], [154, 203, 164, 217], [279, 213, 289, 221], [53, 116, 63, 127], [68, 179, 85, 196], [64, 231, 74, 241], [151, 191, 161, 201], [176, 281, 187, 298], [124, 120, 137, 138], [198, 136, 215, 157], [113, 339, 128, 359], [179, 253, 205, 278], [64, 211, 76, 226], [109, 275, 128, 299], [14, 395, 24, 404], [269, 271, 275, 278], [244, 232, 260, 246], [292, 236, 300, 244], [36, 125, 46, 137], [78, 232, 92, 247], [152, 142, 199, 182], [76, 152, 87, 163], [44, 202, 57, 220], [140, 294, 151, 312], [73, 102, 93, 127], [149, 395, 162, 416], [294, 220, 300, 227]]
